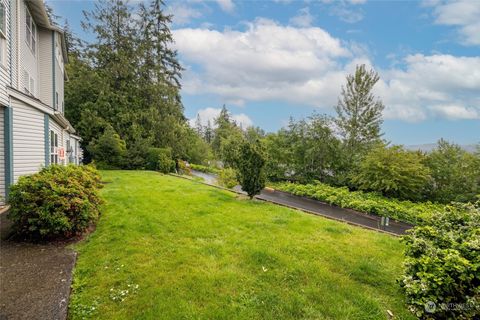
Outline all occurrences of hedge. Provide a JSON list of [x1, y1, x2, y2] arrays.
[[189, 164, 220, 175], [271, 181, 446, 224]]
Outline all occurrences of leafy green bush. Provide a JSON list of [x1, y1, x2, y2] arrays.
[[271, 181, 445, 224], [8, 165, 103, 240], [177, 160, 191, 175], [190, 164, 220, 175], [400, 202, 480, 319], [87, 125, 126, 169], [237, 141, 266, 199], [146, 148, 175, 173], [352, 145, 431, 201], [218, 168, 238, 188]]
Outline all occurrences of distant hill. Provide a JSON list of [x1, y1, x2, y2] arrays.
[[405, 143, 478, 153]]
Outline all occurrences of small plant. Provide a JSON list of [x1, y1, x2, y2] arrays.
[[8, 165, 103, 240], [218, 168, 238, 188], [177, 160, 191, 175], [400, 202, 480, 319], [190, 164, 220, 175]]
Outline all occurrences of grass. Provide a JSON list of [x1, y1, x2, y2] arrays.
[[69, 170, 414, 320]]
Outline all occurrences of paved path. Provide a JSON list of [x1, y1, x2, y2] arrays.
[[190, 171, 412, 235], [0, 213, 76, 320]]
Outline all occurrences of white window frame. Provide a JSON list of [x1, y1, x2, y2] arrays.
[[25, 5, 36, 55], [0, 3, 6, 67], [50, 130, 58, 164]]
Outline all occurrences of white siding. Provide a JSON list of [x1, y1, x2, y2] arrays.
[[12, 99, 45, 182], [37, 28, 52, 106], [19, 2, 38, 97], [0, 106, 5, 202], [0, 0, 11, 106]]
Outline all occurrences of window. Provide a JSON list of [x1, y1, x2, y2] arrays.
[[23, 70, 35, 96], [25, 6, 36, 54], [0, 3, 5, 35], [0, 3, 6, 67], [50, 130, 58, 164]]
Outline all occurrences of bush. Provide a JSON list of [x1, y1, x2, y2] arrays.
[[87, 125, 126, 169], [271, 181, 445, 224], [218, 168, 238, 188], [352, 145, 431, 201], [190, 164, 220, 175], [177, 160, 191, 175], [8, 165, 103, 240], [400, 202, 480, 319], [146, 148, 175, 173], [237, 141, 266, 199]]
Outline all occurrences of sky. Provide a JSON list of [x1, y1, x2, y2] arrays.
[[47, 0, 480, 145]]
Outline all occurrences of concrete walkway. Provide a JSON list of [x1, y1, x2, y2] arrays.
[[0, 212, 76, 320], [190, 171, 412, 236]]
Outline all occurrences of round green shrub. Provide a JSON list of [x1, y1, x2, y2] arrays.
[[218, 168, 238, 188], [8, 165, 103, 240], [146, 148, 175, 173]]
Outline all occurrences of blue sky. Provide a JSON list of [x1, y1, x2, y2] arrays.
[[48, 0, 479, 145]]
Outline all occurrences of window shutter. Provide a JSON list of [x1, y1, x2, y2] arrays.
[[23, 70, 29, 93]]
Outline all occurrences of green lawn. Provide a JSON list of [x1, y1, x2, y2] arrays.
[[69, 170, 414, 320]]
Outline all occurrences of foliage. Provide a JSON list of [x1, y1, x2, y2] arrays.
[[177, 160, 191, 175], [400, 202, 480, 319], [425, 139, 480, 203], [87, 125, 126, 169], [271, 181, 445, 224], [218, 168, 238, 188], [190, 164, 220, 175], [8, 165, 103, 240], [263, 115, 348, 185], [69, 170, 414, 319], [146, 148, 175, 173], [352, 145, 431, 201], [65, 0, 206, 168], [335, 64, 385, 156], [237, 141, 266, 199]]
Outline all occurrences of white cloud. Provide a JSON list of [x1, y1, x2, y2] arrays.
[[429, 0, 480, 45], [174, 20, 480, 123], [189, 107, 253, 128], [165, 3, 202, 26], [215, 0, 235, 13], [289, 7, 314, 27], [329, 4, 364, 23]]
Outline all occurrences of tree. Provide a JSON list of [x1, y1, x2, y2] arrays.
[[335, 64, 385, 156], [87, 125, 126, 168], [237, 140, 266, 199], [400, 201, 480, 319], [425, 139, 480, 203], [352, 145, 430, 201]]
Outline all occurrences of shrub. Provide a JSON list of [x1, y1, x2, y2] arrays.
[[146, 148, 175, 173], [190, 164, 220, 175], [400, 202, 480, 319], [87, 125, 126, 169], [237, 141, 266, 199], [352, 145, 431, 201], [271, 181, 445, 224], [8, 165, 103, 240], [218, 168, 238, 188], [177, 160, 191, 175]]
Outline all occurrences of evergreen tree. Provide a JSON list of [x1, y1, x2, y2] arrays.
[[335, 64, 385, 156], [237, 140, 266, 199]]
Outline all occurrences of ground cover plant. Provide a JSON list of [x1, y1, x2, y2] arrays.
[[190, 163, 220, 175], [69, 170, 414, 319], [8, 165, 103, 240], [271, 182, 445, 224]]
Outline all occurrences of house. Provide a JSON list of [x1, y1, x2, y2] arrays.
[[0, 0, 81, 203]]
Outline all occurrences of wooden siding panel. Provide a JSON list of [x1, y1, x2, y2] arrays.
[[0, 0, 11, 106], [0, 107, 5, 201]]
